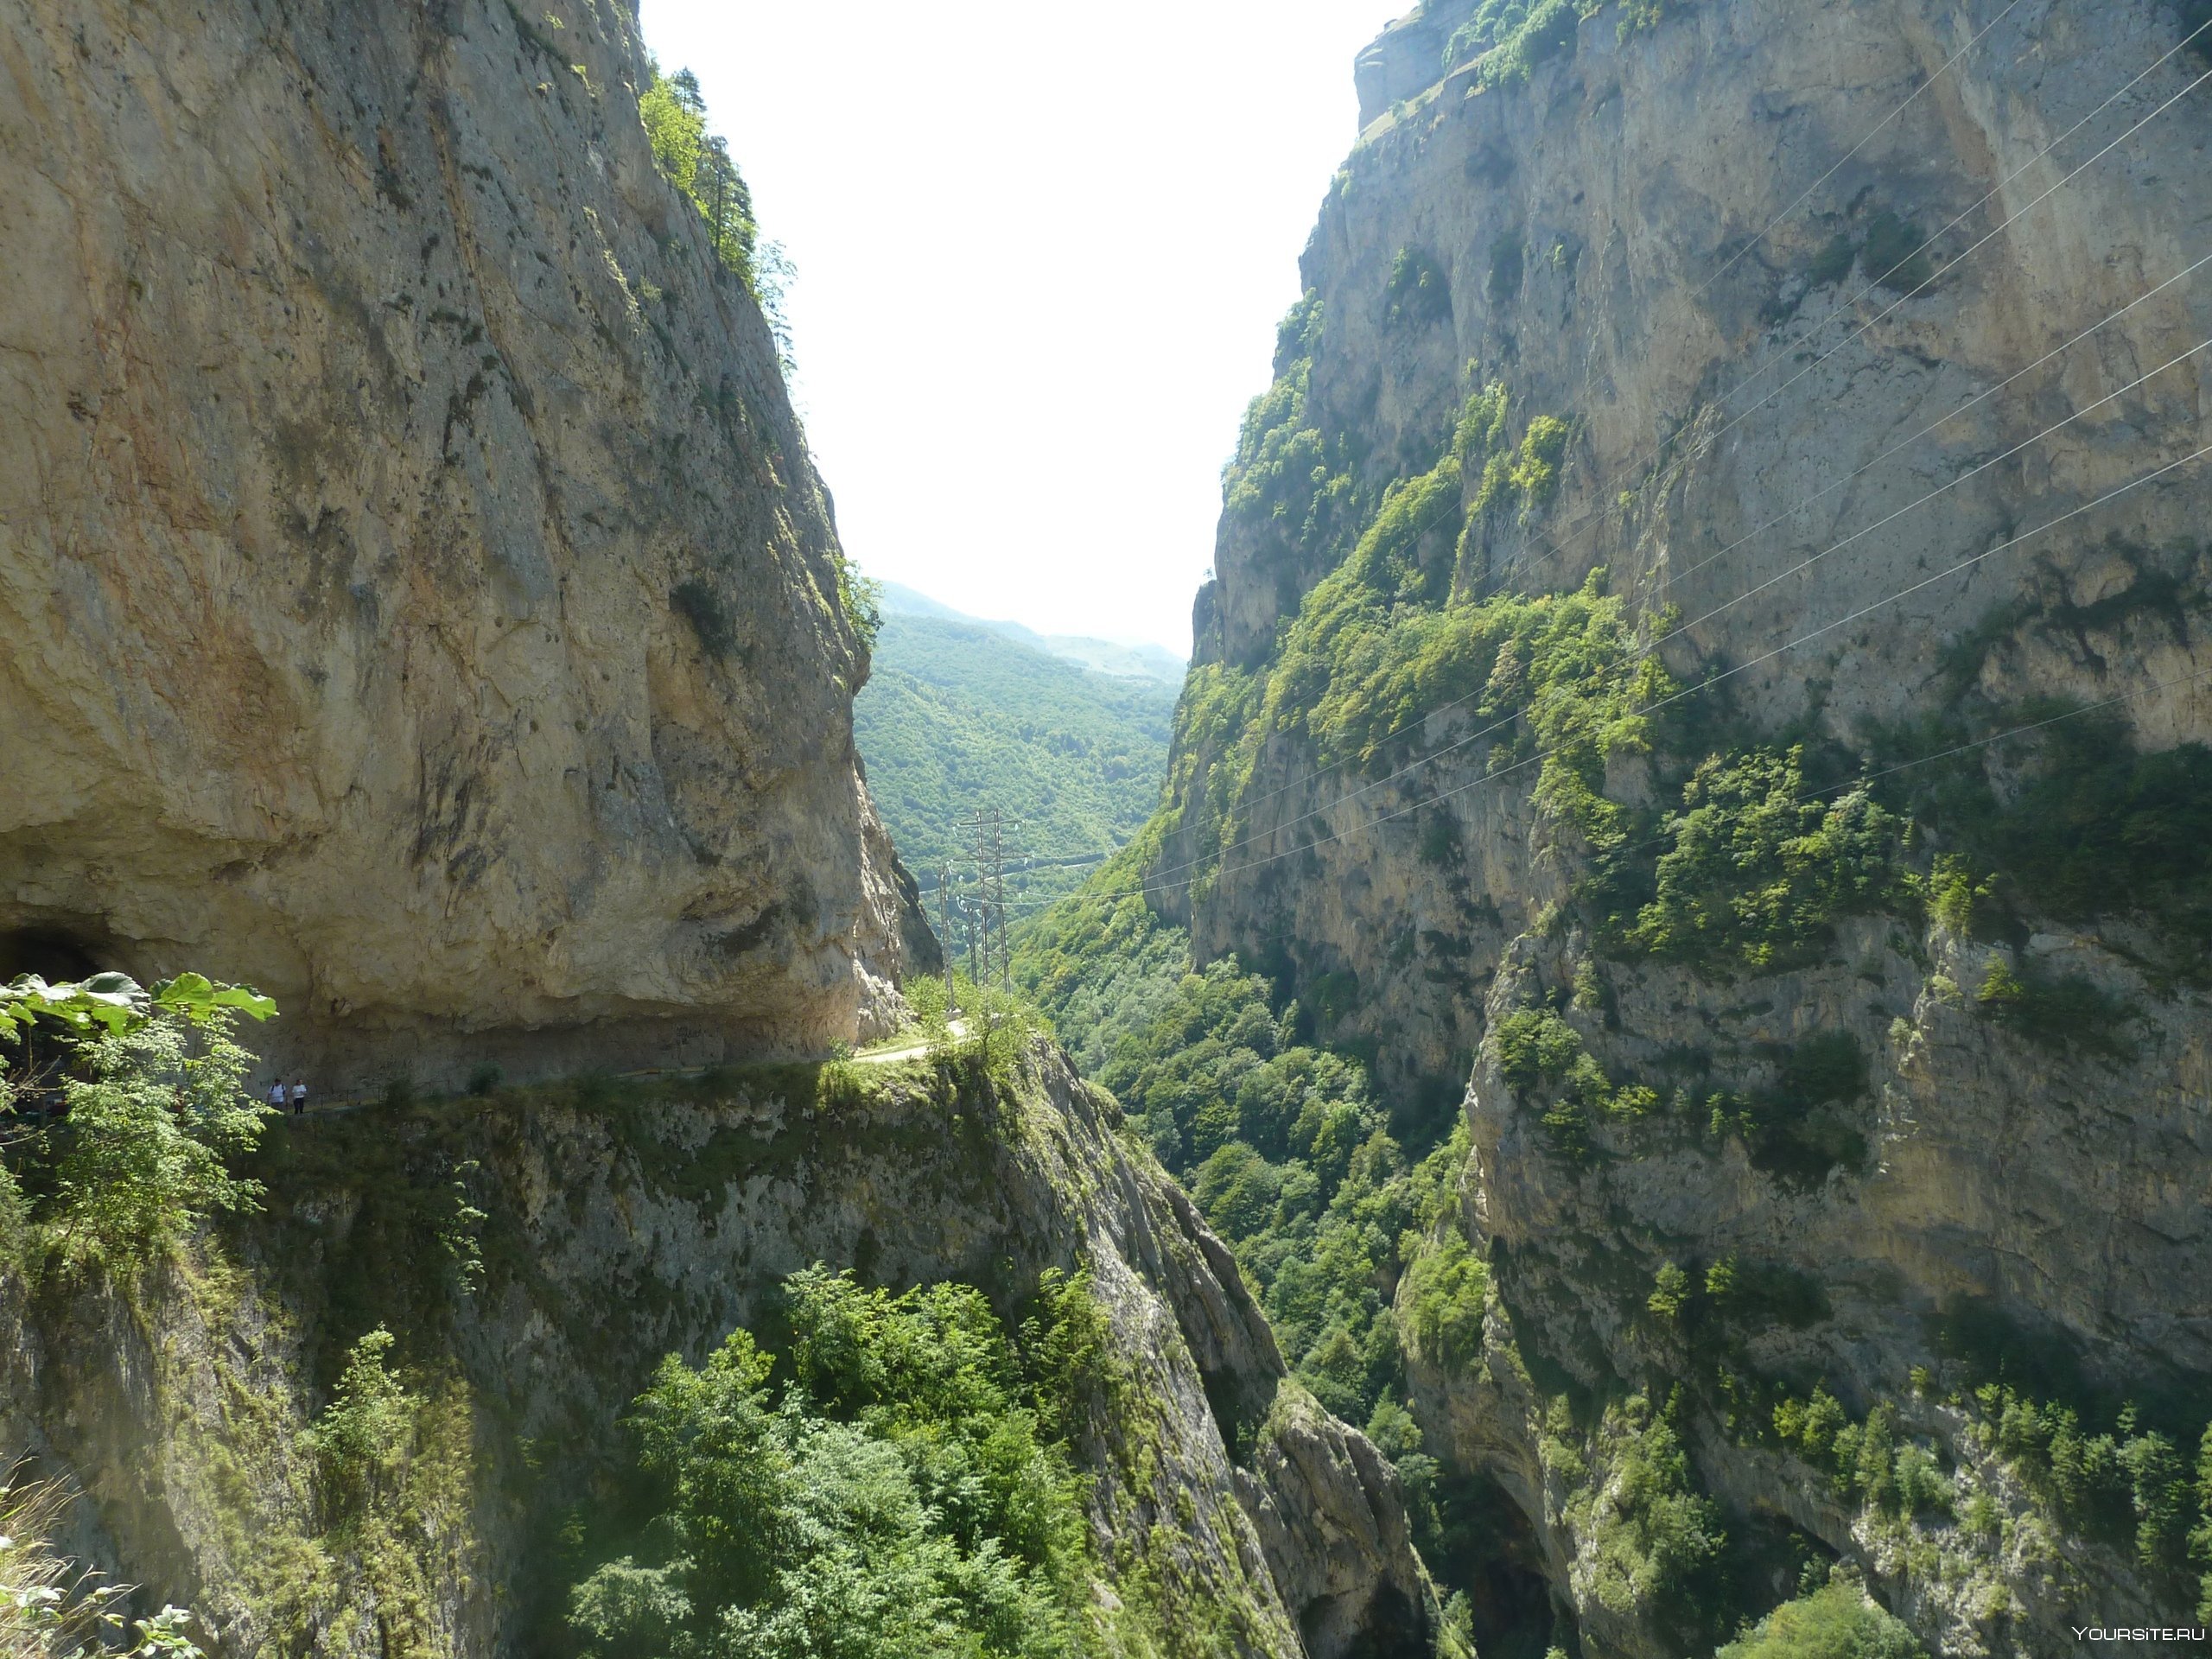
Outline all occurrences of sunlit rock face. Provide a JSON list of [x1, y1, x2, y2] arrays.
[[1166, 2, 2212, 1654], [0, 0, 917, 1087]]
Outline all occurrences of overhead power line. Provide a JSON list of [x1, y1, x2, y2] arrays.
[[1695, 51, 2212, 463], [1147, 19, 2209, 883], [1005, 18, 2212, 929], [1661, 247, 2212, 594], [1009, 439, 2212, 918], [1137, 307, 2212, 898], [1686, 0, 2031, 303], [1010, 658, 2212, 934], [1531, 12, 2212, 570]]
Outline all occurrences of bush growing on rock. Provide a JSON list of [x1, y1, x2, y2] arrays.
[[1, 971, 276, 1273], [566, 1267, 1108, 1659], [1714, 1579, 1925, 1659]]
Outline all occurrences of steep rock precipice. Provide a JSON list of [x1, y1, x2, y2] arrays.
[[0, 1048, 1433, 1659], [0, 0, 914, 1086], [1150, 0, 2212, 1653]]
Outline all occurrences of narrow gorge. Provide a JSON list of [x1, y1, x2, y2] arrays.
[[3, 0, 2209, 1657], [1026, 0, 2212, 1655], [0, 1, 1427, 1653]]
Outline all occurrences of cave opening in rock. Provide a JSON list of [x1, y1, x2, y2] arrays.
[[0, 926, 105, 984], [1426, 1467, 1572, 1659]]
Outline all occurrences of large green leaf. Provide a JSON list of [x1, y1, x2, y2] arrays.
[[0, 970, 274, 1045]]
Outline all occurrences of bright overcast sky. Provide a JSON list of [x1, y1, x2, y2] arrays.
[[637, 2, 1409, 657]]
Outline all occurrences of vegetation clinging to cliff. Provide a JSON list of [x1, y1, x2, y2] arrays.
[[565, 1267, 1110, 1659], [1627, 747, 1907, 971], [1, 971, 277, 1274], [1871, 697, 2212, 976], [0, 1473, 207, 1657], [639, 65, 772, 297], [1714, 1580, 1925, 1659], [1017, 885, 1467, 1452]]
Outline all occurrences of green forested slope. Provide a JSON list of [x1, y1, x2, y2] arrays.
[[855, 613, 1177, 910]]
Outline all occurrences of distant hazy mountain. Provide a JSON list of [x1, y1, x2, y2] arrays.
[[856, 593, 1179, 919], [878, 582, 1186, 686]]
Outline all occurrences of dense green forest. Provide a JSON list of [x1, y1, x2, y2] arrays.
[[1011, 837, 1490, 1612], [855, 607, 1178, 912]]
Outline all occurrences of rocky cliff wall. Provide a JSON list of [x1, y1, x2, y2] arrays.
[[0, 0, 915, 1089], [1155, 0, 2212, 1652], [0, 1047, 1435, 1658]]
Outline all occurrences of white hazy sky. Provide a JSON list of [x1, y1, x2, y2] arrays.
[[638, 2, 1410, 656]]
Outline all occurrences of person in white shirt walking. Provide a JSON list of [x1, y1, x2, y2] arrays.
[[267, 1079, 287, 1113], [289, 1079, 308, 1117]]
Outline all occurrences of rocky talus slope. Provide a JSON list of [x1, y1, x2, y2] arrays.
[[0, 0, 917, 1087], [1141, 0, 2212, 1653], [0, 1050, 1433, 1657]]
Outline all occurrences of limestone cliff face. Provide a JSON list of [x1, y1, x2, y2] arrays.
[[0, 0, 914, 1085], [0, 1049, 1430, 1659], [1161, 0, 2212, 1652]]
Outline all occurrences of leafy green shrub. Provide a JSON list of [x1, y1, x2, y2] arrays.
[[1573, 1392, 1727, 1633], [1192, 1141, 1282, 1240], [1385, 246, 1453, 329], [1922, 853, 1993, 935], [1478, 0, 1584, 85], [566, 1268, 1103, 1659], [1647, 1262, 1691, 1321], [1617, 0, 1687, 38], [1974, 959, 2137, 1059], [1507, 415, 1571, 510], [1715, 1580, 1925, 1659], [1764, 1386, 1957, 1529], [1441, 0, 1604, 74], [306, 1326, 474, 1652], [28, 1000, 276, 1271], [1629, 747, 1905, 971], [1217, 294, 1361, 578], [1443, 3, 1522, 70], [1401, 1234, 1489, 1366], [1952, 1379, 2207, 1573], [310, 1329, 420, 1513], [1859, 212, 1931, 294], [1453, 382, 1510, 466], [1020, 1268, 1125, 1449], [2194, 1424, 2212, 1621], [639, 66, 761, 283], [1491, 1007, 1655, 1158], [837, 568, 883, 652]]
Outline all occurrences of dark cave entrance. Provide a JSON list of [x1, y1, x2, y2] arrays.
[[1426, 1466, 1574, 1659], [0, 926, 105, 984]]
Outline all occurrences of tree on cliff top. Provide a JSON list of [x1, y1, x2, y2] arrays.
[[638, 61, 794, 362]]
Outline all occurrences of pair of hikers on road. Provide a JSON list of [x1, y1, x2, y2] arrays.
[[265, 1078, 308, 1116]]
